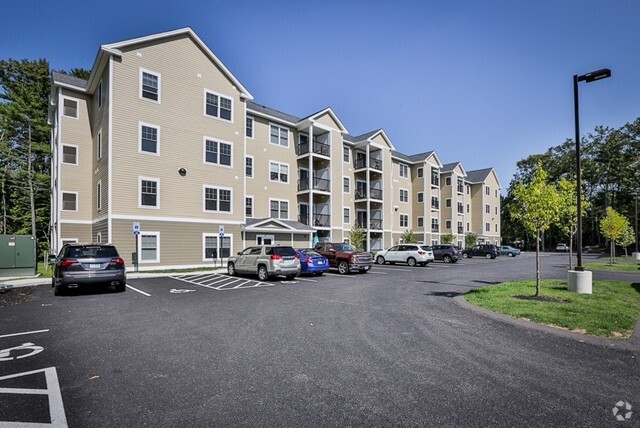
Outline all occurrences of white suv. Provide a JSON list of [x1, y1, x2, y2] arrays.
[[375, 244, 434, 266], [227, 245, 300, 281]]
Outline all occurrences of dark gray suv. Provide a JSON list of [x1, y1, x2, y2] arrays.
[[52, 243, 126, 295], [426, 245, 460, 263]]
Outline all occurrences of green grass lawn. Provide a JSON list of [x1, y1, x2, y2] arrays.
[[464, 279, 640, 339], [583, 258, 639, 272]]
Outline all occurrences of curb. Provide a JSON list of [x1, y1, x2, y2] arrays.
[[453, 295, 640, 352]]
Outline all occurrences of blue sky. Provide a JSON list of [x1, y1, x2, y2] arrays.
[[1, 1, 637, 190]]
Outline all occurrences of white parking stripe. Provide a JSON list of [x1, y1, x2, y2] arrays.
[[126, 284, 151, 296], [296, 277, 318, 282], [0, 329, 50, 339], [373, 266, 414, 271]]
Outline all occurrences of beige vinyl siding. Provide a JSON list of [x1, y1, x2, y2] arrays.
[[92, 67, 111, 218], [60, 223, 92, 243], [111, 219, 242, 268], [110, 34, 245, 219], [93, 219, 109, 243], [314, 113, 341, 131], [59, 90, 93, 223]]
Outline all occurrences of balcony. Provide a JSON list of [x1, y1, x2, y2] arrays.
[[298, 213, 309, 225], [458, 227, 464, 234], [431, 175, 440, 186], [431, 226, 439, 232], [356, 220, 382, 230], [370, 188, 382, 200], [313, 213, 330, 227], [355, 157, 383, 171], [297, 138, 330, 157], [431, 201, 439, 209], [298, 177, 330, 192]]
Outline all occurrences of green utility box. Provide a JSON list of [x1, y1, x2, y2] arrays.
[[0, 235, 37, 277]]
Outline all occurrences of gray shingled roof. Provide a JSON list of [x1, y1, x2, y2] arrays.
[[52, 71, 88, 89], [465, 168, 494, 183], [247, 101, 301, 124], [391, 150, 435, 164], [440, 162, 462, 173]]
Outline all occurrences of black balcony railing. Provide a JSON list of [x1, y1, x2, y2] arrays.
[[298, 179, 310, 192], [431, 202, 439, 209], [313, 141, 330, 157], [298, 214, 309, 225], [313, 214, 330, 227], [431, 175, 440, 186], [297, 141, 310, 156], [458, 227, 464, 234], [355, 189, 367, 199], [354, 157, 383, 170], [369, 220, 382, 230], [313, 177, 330, 192], [370, 188, 382, 200], [457, 184, 464, 193], [431, 226, 439, 232]]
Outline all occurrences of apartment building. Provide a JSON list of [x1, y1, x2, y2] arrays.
[[49, 27, 500, 270]]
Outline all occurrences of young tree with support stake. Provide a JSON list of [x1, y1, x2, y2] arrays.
[[511, 165, 562, 297], [600, 207, 629, 265]]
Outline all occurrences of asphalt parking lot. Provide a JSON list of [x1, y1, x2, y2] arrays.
[[1, 253, 638, 427]]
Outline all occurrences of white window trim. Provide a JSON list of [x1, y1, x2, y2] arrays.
[[139, 68, 161, 104], [61, 191, 78, 212], [139, 122, 160, 156], [269, 198, 290, 220], [139, 176, 160, 209], [98, 79, 104, 109], [269, 160, 290, 184], [246, 116, 254, 139], [96, 232, 102, 243], [97, 129, 103, 161], [203, 88, 234, 123], [343, 207, 350, 224], [399, 164, 409, 178], [445, 198, 452, 208], [202, 233, 233, 262], [343, 145, 350, 163], [203, 184, 234, 214], [417, 192, 424, 203], [138, 231, 160, 263], [343, 176, 350, 193], [245, 195, 254, 218], [61, 96, 79, 119], [417, 216, 424, 227], [97, 180, 102, 211], [269, 123, 289, 148], [202, 136, 233, 168], [61, 144, 78, 165], [417, 167, 424, 178], [400, 214, 409, 228], [256, 235, 275, 245], [400, 188, 409, 203], [245, 155, 254, 178]]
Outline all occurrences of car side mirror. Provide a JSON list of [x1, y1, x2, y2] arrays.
[[237, 252, 242, 255]]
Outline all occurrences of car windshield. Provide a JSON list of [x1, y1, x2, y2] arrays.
[[335, 244, 356, 252]]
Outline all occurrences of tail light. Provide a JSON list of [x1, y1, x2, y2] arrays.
[[418, 251, 426, 255], [270, 255, 282, 260], [59, 259, 78, 267], [110, 258, 125, 266], [305, 257, 312, 264], [295, 254, 300, 259]]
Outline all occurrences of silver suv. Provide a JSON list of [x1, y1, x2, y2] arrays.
[[227, 245, 300, 281]]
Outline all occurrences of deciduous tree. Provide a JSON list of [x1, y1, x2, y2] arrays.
[[600, 207, 629, 265]]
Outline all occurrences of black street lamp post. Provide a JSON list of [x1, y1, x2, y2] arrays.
[[633, 191, 639, 256], [573, 68, 611, 271]]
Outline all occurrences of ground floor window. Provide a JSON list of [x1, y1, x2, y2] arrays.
[[257, 235, 274, 245], [140, 233, 159, 262], [204, 235, 231, 260]]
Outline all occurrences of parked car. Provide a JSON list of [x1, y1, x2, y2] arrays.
[[227, 245, 300, 281], [314, 242, 373, 274], [499, 245, 521, 257], [296, 249, 330, 276], [375, 244, 434, 266], [52, 243, 126, 295], [427, 244, 460, 263], [556, 243, 569, 252], [461, 244, 499, 259]]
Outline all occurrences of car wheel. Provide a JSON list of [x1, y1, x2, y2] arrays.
[[257, 265, 269, 281], [54, 284, 65, 296], [338, 261, 349, 274], [507, 252, 514, 257], [462, 252, 470, 259], [115, 283, 126, 292], [376, 256, 386, 265], [443, 255, 452, 263], [407, 257, 416, 267], [227, 262, 236, 276], [485, 253, 492, 259]]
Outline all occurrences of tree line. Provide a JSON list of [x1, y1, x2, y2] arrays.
[[502, 119, 640, 251]]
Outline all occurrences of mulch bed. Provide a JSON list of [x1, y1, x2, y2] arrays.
[[513, 295, 570, 304], [0, 286, 35, 307]]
